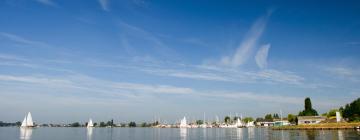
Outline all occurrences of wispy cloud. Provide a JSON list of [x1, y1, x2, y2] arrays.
[[255, 44, 271, 69], [0, 54, 28, 62], [119, 21, 180, 60], [325, 66, 360, 82], [0, 73, 307, 105], [0, 74, 193, 98], [142, 66, 304, 85], [99, 0, 110, 11], [200, 91, 303, 105], [220, 12, 271, 67], [35, 0, 57, 6], [144, 69, 232, 82], [0, 32, 49, 47]]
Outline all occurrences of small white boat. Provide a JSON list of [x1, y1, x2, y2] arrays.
[[246, 121, 255, 127], [21, 112, 34, 127], [87, 118, 94, 127], [179, 117, 189, 128]]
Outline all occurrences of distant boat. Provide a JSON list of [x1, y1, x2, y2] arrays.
[[21, 112, 34, 127], [87, 118, 94, 127], [179, 117, 189, 128], [246, 121, 255, 127], [235, 118, 244, 127]]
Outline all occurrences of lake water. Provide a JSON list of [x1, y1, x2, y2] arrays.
[[0, 127, 359, 140]]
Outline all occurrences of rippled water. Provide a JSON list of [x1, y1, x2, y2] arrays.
[[0, 127, 359, 140]]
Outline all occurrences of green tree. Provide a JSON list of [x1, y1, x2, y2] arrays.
[[152, 121, 159, 126], [129, 122, 136, 127], [99, 122, 106, 127], [71, 122, 80, 127], [341, 98, 360, 121], [255, 117, 265, 122], [15, 121, 21, 126], [93, 123, 98, 127], [243, 117, 254, 123], [196, 120, 203, 125], [287, 114, 296, 123], [224, 116, 231, 124], [299, 97, 318, 116], [326, 109, 339, 118], [264, 114, 273, 121], [141, 122, 148, 127], [273, 114, 280, 119]]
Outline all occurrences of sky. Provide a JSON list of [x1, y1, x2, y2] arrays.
[[0, 0, 360, 124]]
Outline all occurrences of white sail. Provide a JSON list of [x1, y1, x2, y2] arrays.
[[26, 112, 34, 127], [235, 118, 243, 127], [21, 112, 34, 127], [87, 119, 94, 127], [21, 117, 27, 127], [179, 117, 188, 128]]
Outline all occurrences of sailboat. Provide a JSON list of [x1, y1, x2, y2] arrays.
[[21, 112, 34, 127], [179, 117, 189, 128], [235, 118, 244, 128], [87, 118, 94, 127], [200, 113, 207, 128]]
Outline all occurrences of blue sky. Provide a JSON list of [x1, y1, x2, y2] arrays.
[[0, 0, 360, 123]]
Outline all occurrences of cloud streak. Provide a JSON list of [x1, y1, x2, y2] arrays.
[[0, 32, 49, 48], [220, 12, 271, 67], [35, 0, 56, 6], [99, 0, 110, 11], [255, 44, 271, 69]]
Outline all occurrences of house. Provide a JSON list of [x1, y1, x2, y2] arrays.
[[297, 116, 326, 124], [274, 120, 290, 126], [256, 121, 274, 127]]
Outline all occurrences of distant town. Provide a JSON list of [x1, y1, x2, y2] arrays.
[[1, 97, 360, 129]]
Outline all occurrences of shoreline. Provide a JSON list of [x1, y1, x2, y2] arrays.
[[272, 122, 360, 130]]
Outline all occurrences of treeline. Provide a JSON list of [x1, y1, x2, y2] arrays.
[[0, 121, 21, 127], [340, 98, 360, 122]]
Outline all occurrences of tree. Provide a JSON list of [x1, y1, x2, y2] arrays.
[[341, 98, 360, 121], [255, 117, 265, 122], [273, 114, 280, 119], [305, 97, 312, 110], [99, 122, 106, 127], [196, 120, 203, 125], [141, 122, 148, 127], [15, 121, 21, 126], [224, 116, 231, 124], [243, 117, 254, 123], [299, 97, 318, 116], [129, 122, 136, 127], [93, 123, 98, 127], [71, 122, 80, 127], [264, 114, 273, 121], [287, 114, 296, 124], [326, 109, 338, 118]]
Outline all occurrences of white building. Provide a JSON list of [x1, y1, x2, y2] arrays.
[[297, 116, 326, 124]]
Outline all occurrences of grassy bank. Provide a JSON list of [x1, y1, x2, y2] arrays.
[[272, 122, 360, 130]]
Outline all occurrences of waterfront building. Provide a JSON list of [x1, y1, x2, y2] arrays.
[[297, 116, 326, 124]]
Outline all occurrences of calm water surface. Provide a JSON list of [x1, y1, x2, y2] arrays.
[[0, 127, 359, 140]]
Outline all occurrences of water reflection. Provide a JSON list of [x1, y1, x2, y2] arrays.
[[202, 128, 206, 139], [180, 128, 187, 140], [247, 127, 254, 139], [305, 130, 316, 140], [86, 127, 93, 140], [236, 128, 243, 140], [20, 128, 33, 140], [338, 130, 344, 140]]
